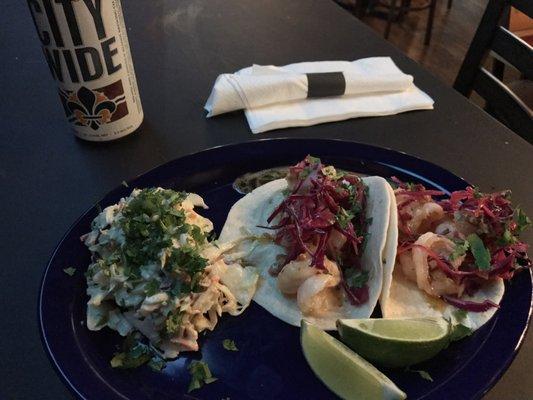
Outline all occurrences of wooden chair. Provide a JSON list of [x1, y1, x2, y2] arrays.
[[454, 0, 533, 142]]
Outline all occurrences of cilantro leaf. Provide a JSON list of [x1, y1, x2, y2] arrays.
[[336, 208, 355, 229], [516, 207, 532, 232], [145, 279, 160, 297], [63, 267, 76, 276], [188, 360, 218, 393], [165, 311, 184, 335], [450, 240, 469, 261], [189, 225, 205, 244], [417, 370, 433, 382], [406, 367, 433, 382], [344, 268, 369, 289], [110, 342, 152, 369], [148, 356, 166, 372], [499, 229, 516, 245], [222, 339, 238, 351], [466, 233, 491, 270]]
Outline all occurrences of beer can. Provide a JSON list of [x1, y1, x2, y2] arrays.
[[28, 0, 144, 141]]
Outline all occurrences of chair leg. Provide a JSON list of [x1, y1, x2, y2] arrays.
[[424, 0, 437, 46], [384, 0, 398, 39], [447, 0, 453, 9]]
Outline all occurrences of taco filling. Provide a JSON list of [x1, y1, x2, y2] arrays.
[[264, 156, 371, 313], [382, 178, 531, 328], [220, 156, 394, 329]]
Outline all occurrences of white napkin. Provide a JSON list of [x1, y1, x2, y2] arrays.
[[205, 57, 434, 134]]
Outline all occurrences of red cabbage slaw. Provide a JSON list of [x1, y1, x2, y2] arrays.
[[394, 177, 531, 311], [262, 156, 370, 305]]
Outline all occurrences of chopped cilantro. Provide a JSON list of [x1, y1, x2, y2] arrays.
[[466, 233, 491, 270], [188, 360, 218, 393], [450, 240, 469, 261], [145, 280, 160, 297], [417, 370, 433, 382], [472, 187, 483, 198], [336, 208, 355, 229], [516, 207, 531, 232], [321, 165, 344, 180], [344, 268, 369, 289], [406, 367, 433, 382], [168, 246, 208, 293], [63, 267, 76, 276], [222, 339, 238, 351], [147, 356, 166, 372], [306, 155, 321, 165], [500, 229, 516, 245], [165, 311, 184, 335], [121, 180, 129, 188], [110, 340, 153, 369], [189, 225, 205, 244], [120, 188, 187, 273]]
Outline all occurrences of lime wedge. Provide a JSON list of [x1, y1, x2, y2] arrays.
[[337, 317, 450, 368], [301, 320, 406, 400]]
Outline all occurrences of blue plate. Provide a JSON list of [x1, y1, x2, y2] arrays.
[[39, 139, 532, 400]]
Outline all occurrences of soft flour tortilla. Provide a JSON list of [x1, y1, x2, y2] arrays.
[[380, 186, 505, 331], [379, 182, 399, 309], [219, 176, 393, 330], [381, 267, 504, 330]]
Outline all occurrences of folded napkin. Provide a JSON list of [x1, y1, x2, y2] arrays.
[[205, 57, 434, 134]]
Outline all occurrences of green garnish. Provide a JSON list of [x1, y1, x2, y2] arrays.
[[165, 311, 184, 335], [406, 367, 433, 382], [110, 338, 153, 369], [145, 280, 160, 297], [119, 188, 187, 275], [121, 180, 129, 188], [222, 339, 238, 351], [416, 370, 433, 382], [336, 208, 355, 229], [188, 360, 218, 393], [321, 165, 345, 180], [344, 268, 369, 289], [466, 233, 491, 270], [516, 207, 532, 232], [63, 267, 76, 276], [168, 246, 208, 293], [147, 356, 166, 372], [450, 240, 469, 261]]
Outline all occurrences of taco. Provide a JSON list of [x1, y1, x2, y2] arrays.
[[219, 156, 396, 330], [381, 179, 531, 331]]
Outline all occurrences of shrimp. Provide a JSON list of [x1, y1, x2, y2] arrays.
[[404, 232, 465, 297], [326, 229, 347, 260], [435, 218, 477, 239], [277, 253, 319, 294], [396, 191, 445, 237], [408, 202, 445, 235], [296, 274, 342, 317]]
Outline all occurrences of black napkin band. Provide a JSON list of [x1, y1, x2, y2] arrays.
[[306, 72, 346, 98]]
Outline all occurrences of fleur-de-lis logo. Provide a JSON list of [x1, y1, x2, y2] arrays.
[[66, 86, 118, 130]]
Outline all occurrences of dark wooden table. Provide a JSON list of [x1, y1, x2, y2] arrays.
[[1, 0, 531, 399]]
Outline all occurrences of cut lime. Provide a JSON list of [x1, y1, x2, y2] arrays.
[[337, 317, 450, 368], [301, 320, 406, 400]]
